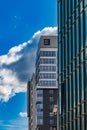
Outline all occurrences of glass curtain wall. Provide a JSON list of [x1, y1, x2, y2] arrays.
[[58, 0, 87, 130]]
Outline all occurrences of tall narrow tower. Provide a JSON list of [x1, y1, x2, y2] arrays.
[[35, 36, 58, 130]]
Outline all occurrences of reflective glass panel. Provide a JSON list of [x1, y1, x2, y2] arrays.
[[85, 8, 87, 45], [80, 13, 84, 50], [81, 63, 84, 100]]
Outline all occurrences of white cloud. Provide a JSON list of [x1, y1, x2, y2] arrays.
[[19, 112, 27, 118], [0, 42, 28, 65], [0, 69, 26, 101], [0, 26, 57, 102], [32, 26, 57, 40]]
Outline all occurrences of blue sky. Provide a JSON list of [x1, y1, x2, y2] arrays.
[[0, 0, 57, 129]]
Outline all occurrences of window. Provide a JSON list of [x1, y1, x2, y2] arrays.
[[69, 76, 72, 109], [37, 111, 43, 116], [77, 68, 80, 104], [76, 19, 79, 54], [49, 112, 53, 117], [37, 119, 43, 125], [81, 63, 85, 100], [40, 73, 56, 79], [37, 96, 43, 102], [44, 39, 50, 45], [65, 35, 69, 65], [40, 66, 56, 71], [37, 103, 43, 109], [80, 13, 84, 50], [72, 24, 75, 59], [49, 97, 54, 102], [40, 51, 56, 57], [73, 72, 76, 108], [85, 8, 87, 45], [40, 59, 56, 64], [39, 81, 56, 86], [69, 30, 71, 63], [37, 90, 43, 95], [50, 119, 54, 124]]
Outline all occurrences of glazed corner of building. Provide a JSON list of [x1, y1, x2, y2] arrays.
[[38, 35, 58, 48]]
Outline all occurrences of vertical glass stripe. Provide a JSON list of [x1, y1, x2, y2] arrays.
[[85, 8, 87, 45]]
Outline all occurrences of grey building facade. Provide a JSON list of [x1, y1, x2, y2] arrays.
[[35, 36, 58, 130], [27, 74, 36, 130]]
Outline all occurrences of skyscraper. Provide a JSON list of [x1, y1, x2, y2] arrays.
[[35, 36, 58, 130], [57, 0, 87, 130]]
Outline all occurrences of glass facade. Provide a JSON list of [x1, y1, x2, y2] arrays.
[[58, 0, 87, 130], [36, 49, 57, 88]]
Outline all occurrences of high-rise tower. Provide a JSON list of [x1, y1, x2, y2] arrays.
[[35, 36, 58, 130], [57, 0, 87, 130]]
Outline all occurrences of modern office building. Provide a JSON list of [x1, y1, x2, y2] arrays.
[[57, 0, 87, 130], [35, 36, 58, 130], [27, 74, 37, 130]]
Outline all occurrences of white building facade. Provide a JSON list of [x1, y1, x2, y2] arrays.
[[35, 36, 58, 130]]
